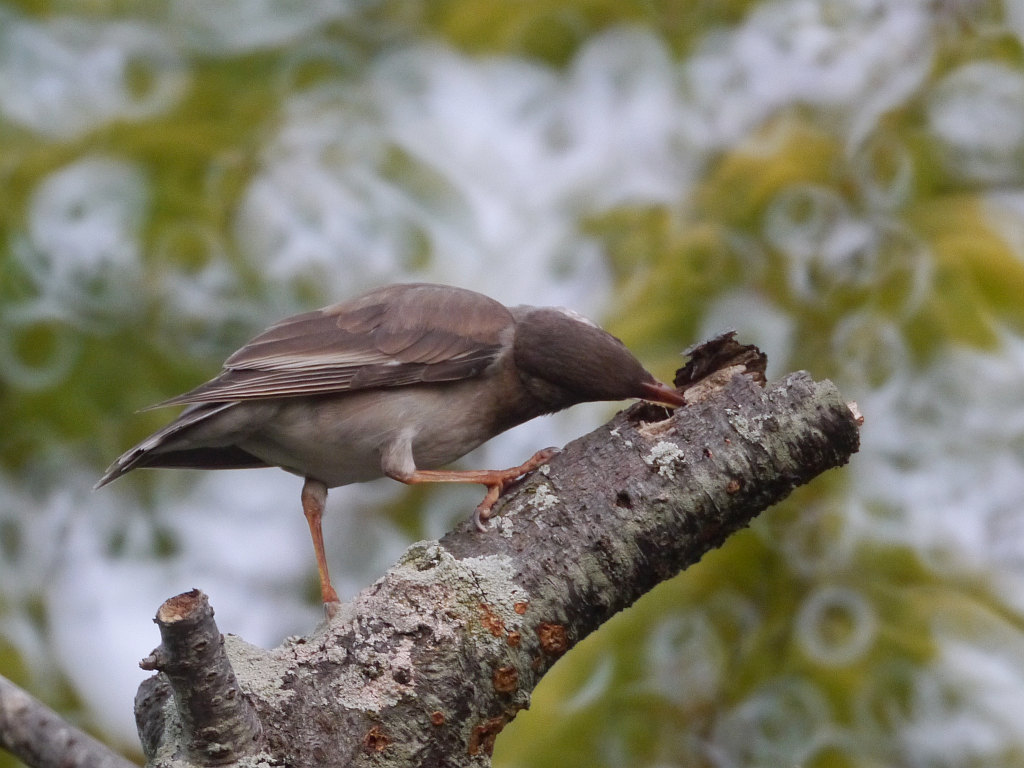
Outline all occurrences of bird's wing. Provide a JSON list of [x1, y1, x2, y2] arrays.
[[152, 284, 515, 406]]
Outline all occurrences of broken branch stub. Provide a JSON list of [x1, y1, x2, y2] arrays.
[[137, 589, 261, 765]]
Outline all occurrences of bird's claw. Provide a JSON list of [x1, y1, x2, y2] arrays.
[[473, 483, 503, 532], [473, 446, 560, 532], [473, 504, 492, 532]]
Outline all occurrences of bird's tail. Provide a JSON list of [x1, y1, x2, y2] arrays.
[[94, 401, 263, 488]]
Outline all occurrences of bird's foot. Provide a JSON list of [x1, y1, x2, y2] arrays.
[[319, 579, 342, 620], [390, 448, 560, 531], [473, 446, 560, 531], [323, 598, 342, 621]]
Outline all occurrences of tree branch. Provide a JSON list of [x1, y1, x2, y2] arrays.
[[0, 674, 139, 768], [129, 368, 860, 767], [137, 590, 262, 764]]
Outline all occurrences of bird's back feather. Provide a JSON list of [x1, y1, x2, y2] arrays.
[[151, 283, 514, 407]]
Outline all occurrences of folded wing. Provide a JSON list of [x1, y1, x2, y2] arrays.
[[153, 283, 515, 407]]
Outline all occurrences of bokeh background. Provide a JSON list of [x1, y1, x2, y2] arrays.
[[3, 0, 1024, 766]]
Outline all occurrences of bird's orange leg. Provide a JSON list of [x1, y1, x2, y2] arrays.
[[390, 447, 559, 532], [301, 478, 340, 612]]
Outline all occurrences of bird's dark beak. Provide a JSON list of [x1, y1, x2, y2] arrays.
[[639, 380, 687, 408]]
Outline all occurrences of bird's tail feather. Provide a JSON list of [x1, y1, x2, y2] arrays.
[[94, 402, 266, 488]]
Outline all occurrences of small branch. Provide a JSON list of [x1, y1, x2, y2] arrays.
[[137, 590, 261, 764], [133, 369, 860, 767], [0, 674, 139, 768]]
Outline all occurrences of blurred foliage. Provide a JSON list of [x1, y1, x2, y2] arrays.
[[907, 196, 1024, 348], [425, 0, 754, 65]]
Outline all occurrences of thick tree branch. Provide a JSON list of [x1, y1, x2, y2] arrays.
[[0, 674, 139, 768], [130, 368, 860, 767]]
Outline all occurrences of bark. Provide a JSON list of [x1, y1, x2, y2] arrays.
[[126, 367, 861, 768]]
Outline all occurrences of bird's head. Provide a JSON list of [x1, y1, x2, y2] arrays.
[[512, 307, 684, 411]]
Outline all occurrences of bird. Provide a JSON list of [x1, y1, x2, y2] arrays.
[[97, 283, 686, 609]]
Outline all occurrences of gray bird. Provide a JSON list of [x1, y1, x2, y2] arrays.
[[97, 283, 685, 607]]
